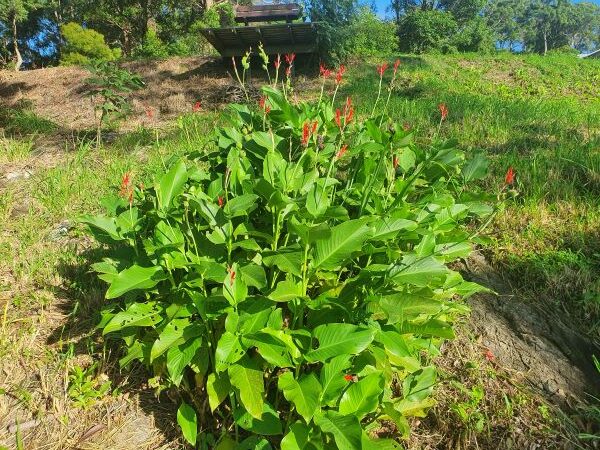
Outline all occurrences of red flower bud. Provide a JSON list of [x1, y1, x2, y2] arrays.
[[336, 144, 348, 159], [377, 62, 389, 77], [393, 59, 401, 75], [344, 374, 353, 381], [335, 65, 346, 85], [335, 108, 342, 129], [274, 54, 281, 70], [218, 196, 224, 207], [438, 103, 448, 121], [505, 167, 515, 185], [193, 101, 201, 112]]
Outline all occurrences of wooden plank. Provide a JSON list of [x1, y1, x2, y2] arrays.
[[200, 23, 319, 57], [234, 3, 301, 23]]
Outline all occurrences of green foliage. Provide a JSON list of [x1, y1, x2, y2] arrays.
[[83, 68, 495, 447], [60, 22, 120, 66], [84, 62, 144, 146], [398, 10, 459, 54], [344, 8, 398, 57], [67, 364, 112, 408], [134, 28, 169, 59]]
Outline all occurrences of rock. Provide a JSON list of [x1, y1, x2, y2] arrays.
[[5, 169, 33, 181], [47, 220, 73, 241]]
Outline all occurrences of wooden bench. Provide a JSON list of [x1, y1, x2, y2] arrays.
[[234, 3, 302, 25]]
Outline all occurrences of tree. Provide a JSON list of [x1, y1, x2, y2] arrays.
[[398, 9, 458, 53], [60, 22, 121, 65], [0, 0, 44, 70]]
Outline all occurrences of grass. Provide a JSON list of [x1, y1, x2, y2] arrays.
[[342, 52, 600, 338], [0, 52, 599, 448]]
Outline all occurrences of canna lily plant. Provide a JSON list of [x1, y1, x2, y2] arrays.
[[82, 60, 495, 449]]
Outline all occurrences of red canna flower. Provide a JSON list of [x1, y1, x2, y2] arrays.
[[393, 59, 401, 75], [505, 167, 515, 185], [285, 66, 292, 77], [218, 196, 224, 207], [145, 107, 154, 118], [259, 96, 266, 110], [377, 62, 389, 77], [274, 54, 281, 70], [335, 65, 346, 85], [311, 120, 318, 135], [336, 144, 348, 159], [302, 122, 310, 146], [344, 374, 353, 381], [120, 172, 134, 205], [393, 155, 399, 169], [335, 108, 342, 129], [438, 103, 448, 121], [285, 53, 296, 65], [193, 101, 201, 112], [319, 62, 331, 78]]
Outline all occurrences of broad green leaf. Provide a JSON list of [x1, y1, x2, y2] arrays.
[[376, 330, 421, 372], [378, 292, 443, 322], [234, 402, 283, 436], [462, 153, 488, 182], [394, 397, 436, 417], [105, 265, 166, 299], [224, 194, 259, 217], [207, 372, 231, 412], [157, 160, 188, 211], [151, 318, 190, 362], [278, 371, 322, 422], [306, 182, 329, 218], [402, 366, 437, 402], [239, 263, 268, 289], [390, 255, 448, 287], [320, 354, 352, 407], [281, 422, 310, 450], [243, 331, 295, 367], [177, 402, 197, 446], [268, 279, 303, 302], [80, 215, 123, 242], [228, 356, 264, 419], [361, 434, 403, 449], [215, 331, 245, 372], [237, 298, 274, 334], [167, 336, 203, 385], [397, 319, 455, 339], [397, 148, 416, 172], [289, 218, 331, 244], [338, 372, 384, 419], [313, 219, 373, 270], [305, 323, 374, 363], [154, 220, 185, 247], [223, 263, 248, 306], [103, 301, 163, 335], [370, 218, 417, 241], [314, 411, 362, 450], [262, 248, 303, 277]]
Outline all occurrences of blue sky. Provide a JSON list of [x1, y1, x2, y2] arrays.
[[369, 0, 600, 18]]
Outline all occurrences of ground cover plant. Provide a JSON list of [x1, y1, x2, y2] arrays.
[[81, 59, 499, 448]]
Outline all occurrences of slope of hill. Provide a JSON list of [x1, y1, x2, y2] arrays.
[[1, 52, 599, 449]]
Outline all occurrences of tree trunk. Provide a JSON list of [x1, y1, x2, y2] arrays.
[[12, 14, 23, 71], [543, 30, 548, 55]]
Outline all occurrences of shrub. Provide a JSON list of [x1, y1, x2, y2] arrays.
[[60, 22, 121, 66], [450, 17, 495, 53], [134, 29, 169, 59], [84, 62, 144, 147], [345, 8, 398, 57], [83, 62, 495, 447], [398, 10, 458, 54]]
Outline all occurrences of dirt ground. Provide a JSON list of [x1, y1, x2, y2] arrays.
[[0, 56, 319, 134]]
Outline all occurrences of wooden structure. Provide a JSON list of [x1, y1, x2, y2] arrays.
[[200, 3, 318, 57], [235, 3, 301, 25]]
